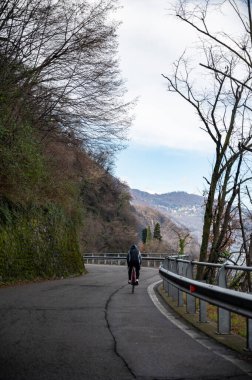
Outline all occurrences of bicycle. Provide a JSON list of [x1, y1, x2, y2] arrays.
[[130, 266, 137, 294]]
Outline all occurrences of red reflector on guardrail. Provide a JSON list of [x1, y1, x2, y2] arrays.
[[190, 285, 197, 293]]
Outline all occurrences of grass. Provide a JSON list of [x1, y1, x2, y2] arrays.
[[182, 293, 247, 338], [207, 303, 247, 337]]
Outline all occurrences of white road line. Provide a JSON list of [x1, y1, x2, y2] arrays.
[[148, 280, 252, 377]]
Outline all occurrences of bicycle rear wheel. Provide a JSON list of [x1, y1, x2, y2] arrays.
[[131, 267, 136, 294]]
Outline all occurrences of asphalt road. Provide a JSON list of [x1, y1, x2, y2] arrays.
[[0, 264, 252, 380]]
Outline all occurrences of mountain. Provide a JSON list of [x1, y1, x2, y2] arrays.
[[132, 203, 200, 255], [130, 189, 203, 208], [130, 189, 204, 242]]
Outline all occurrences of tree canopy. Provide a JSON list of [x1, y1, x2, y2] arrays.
[[0, 0, 136, 283]]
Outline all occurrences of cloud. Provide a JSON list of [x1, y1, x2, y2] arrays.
[[113, 0, 245, 194], [116, 0, 238, 155], [129, 87, 214, 152], [116, 0, 210, 152]]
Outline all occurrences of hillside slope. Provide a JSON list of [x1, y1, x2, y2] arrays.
[[131, 189, 204, 242], [132, 203, 200, 256]]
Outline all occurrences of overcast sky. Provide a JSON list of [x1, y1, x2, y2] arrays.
[[113, 0, 216, 195]]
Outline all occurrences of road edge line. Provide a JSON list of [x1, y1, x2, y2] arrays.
[[148, 280, 252, 377]]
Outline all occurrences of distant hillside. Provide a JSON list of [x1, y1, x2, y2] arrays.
[[132, 203, 200, 256], [130, 189, 204, 242], [131, 189, 204, 208]]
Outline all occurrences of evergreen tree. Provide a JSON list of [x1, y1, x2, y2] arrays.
[[142, 228, 147, 244], [146, 225, 152, 243], [153, 222, 162, 241]]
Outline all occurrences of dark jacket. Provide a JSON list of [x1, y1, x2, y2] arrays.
[[127, 245, 141, 266]]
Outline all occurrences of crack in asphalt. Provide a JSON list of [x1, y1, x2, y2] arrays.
[[105, 284, 137, 379], [103, 270, 160, 380]]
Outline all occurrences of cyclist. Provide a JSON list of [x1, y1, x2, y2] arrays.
[[127, 244, 142, 284]]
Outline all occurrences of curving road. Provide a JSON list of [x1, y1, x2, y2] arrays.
[[0, 264, 252, 379]]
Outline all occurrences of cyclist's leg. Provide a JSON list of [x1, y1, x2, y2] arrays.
[[128, 266, 132, 281], [135, 262, 140, 280]]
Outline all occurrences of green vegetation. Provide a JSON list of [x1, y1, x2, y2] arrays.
[[142, 228, 147, 244], [180, 293, 246, 338], [146, 226, 152, 243], [207, 304, 246, 338], [0, 0, 136, 284], [142, 223, 162, 245], [140, 222, 168, 253], [0, 202, 83, 282], [153, 222, 162, 241]]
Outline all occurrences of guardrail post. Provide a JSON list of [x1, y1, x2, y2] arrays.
[[186, 261, 196, 314], [177, 260, 184, 307], [167, 258, 174, 299], [217, 264, 231, 334], [162, 258, 169, 294], [199, 280, 207, 323], [172, 259, 180, 305], [170, 259, 178, 303], [168, 257, 173, 297], [247, 318, 252, 351], [199, 299, 207, 323], [169, 259, 174, 296]]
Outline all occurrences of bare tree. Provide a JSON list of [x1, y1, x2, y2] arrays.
[[162, 0, 252, 278], [0, 0, 132, 158]]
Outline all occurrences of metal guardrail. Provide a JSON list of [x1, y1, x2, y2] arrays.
[[83, 253, 252, 350], [83, 253, 166, 267], [160, 266, 252, 318], [159, 256, 252, 351]]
